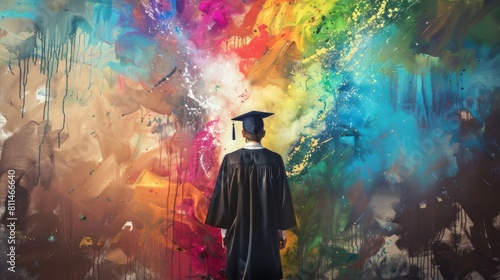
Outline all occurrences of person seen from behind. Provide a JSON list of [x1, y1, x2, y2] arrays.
[[205, 111, 297, 280]]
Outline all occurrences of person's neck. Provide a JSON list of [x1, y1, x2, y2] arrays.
[[244, 141, 264, 149]]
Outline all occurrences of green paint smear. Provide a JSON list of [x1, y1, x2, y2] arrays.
[[287, 143, 356, 270]]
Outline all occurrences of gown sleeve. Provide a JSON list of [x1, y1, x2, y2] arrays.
[[276, 156, 297, 230], [205, 155, 231, 229]]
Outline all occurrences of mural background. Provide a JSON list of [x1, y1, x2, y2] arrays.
[[0, 0, 499, 279]]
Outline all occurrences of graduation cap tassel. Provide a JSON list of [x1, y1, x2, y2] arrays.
[[232, 122, 235, 140]]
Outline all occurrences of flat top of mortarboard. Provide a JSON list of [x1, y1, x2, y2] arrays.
[[231, 111, 274, 121]]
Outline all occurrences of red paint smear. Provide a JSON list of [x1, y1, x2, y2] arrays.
[[233, 25, 293, 77], [186, 120, 222, 188], [233, 24, 269, 59], [225, 0, 265, 38], [167, 221, 226, 278], [184, 120, 227, 276]]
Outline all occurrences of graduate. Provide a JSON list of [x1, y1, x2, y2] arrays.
[[205, 111, 297, 280]]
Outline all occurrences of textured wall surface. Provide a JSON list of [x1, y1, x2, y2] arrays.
[[0, 0, 499, 279]]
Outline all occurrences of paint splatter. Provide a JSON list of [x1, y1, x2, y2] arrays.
[[0, 0, 499, 279]]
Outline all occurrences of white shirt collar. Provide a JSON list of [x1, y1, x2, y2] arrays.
[[243, 142, 264, 149]]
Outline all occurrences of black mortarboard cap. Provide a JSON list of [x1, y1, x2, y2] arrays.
[[231, 111, 274, 140]]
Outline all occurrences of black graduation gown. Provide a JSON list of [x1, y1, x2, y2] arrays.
[[205, 148, 296, 280]]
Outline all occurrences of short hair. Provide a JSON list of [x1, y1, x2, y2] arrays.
[[243, 130, 265, 142]]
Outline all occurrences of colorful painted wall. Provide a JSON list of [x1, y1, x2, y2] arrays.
[[1, 0, 499, 279]]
